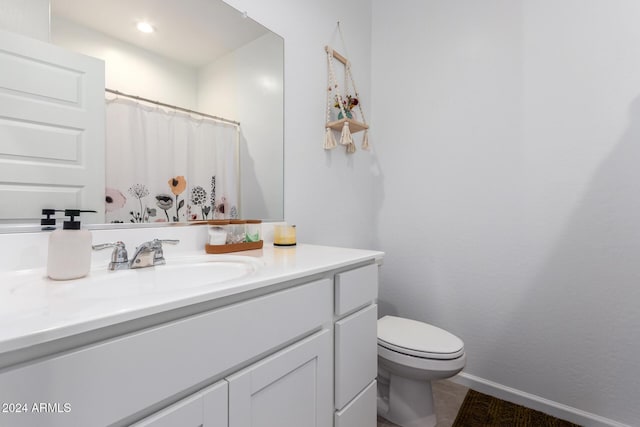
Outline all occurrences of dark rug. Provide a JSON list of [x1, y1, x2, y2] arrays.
[[453, 389, 581, 427]]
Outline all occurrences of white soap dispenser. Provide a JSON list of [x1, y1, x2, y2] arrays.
[[47, 209, 96, 281]]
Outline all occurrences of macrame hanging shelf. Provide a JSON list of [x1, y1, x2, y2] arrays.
[[325, 41, 370, 153]]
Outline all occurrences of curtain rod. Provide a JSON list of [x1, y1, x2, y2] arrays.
[[105, 88, 240, 126]]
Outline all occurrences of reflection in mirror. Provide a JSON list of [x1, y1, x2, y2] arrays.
[[103, 97, 241, 223], [0, 0, 284, 230]]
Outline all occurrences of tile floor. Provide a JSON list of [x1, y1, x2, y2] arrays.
[[377, 379, 469, 427]]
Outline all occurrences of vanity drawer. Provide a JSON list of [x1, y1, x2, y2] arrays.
[[335, 263, 378, 316], [335, 380, 377, 427], [0, 279, 332, 427], [334, 304, 378, 410]]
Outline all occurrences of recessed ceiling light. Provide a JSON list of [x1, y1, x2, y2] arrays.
[[136, 22, 155, 34]]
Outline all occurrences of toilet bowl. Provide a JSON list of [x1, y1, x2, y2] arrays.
[[377, 315, 466, 427]]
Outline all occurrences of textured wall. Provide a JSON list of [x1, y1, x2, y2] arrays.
[[372, 1, 640, 425]]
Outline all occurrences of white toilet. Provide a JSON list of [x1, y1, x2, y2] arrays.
[[377, 315, 466, 427]]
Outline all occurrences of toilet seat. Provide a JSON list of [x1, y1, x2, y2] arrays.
[[378, 316, 464, 360]]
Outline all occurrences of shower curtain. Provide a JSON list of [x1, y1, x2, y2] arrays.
[[104, 98, 239, 223]]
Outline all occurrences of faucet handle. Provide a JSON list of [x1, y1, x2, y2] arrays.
[[156, 239, 179, 246], [144, 239, 180, 249], [92, 241, 129, 270]]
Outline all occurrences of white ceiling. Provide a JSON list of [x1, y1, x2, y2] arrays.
[[51, 0, 271, 67]]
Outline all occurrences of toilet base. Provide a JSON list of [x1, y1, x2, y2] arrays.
[[378, 372, 437, 427]]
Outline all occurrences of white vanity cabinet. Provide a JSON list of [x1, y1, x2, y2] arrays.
[[0, 279, 333, 427], [0, 246, 382, 427], [333, 264, 379, 427], [134, 330, 333, 427], [131, 381, 228, 427]]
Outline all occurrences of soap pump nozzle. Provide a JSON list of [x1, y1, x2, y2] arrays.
[[41, 209, 63, 231], [62, 209, 97, 230]]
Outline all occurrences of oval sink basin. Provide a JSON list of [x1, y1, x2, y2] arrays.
[[73, 255, 264, 299], [0, 255, 264, 312]]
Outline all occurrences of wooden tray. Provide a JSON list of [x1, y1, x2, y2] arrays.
[[205, 240, 263, 254]]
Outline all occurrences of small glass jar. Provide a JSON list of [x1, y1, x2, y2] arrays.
[[207, 220, 230, 245], [274, 224, 296, 246], [227, 220, 247, 244], [245, 220, 262, 242]]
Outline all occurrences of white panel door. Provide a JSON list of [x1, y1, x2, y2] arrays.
[[228, 329, 333, 427], [0, 29, 105, 224]]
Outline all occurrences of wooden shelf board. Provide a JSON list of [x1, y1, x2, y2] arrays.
[[326, 118, 369, 133], [325, 45, 348, 65]]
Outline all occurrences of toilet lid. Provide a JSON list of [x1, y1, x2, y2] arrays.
[[378, 316, 464, 360]]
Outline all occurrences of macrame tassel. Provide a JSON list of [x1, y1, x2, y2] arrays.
[[346, 141, 356, 153], [340, 121, 353, 146], [324, 127, 337, 150], [361, 129, 370, 150]]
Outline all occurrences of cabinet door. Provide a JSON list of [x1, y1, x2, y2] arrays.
[[132, 380, 228, 427], [228, 330, 332, 427], [203, 381, 229, 426]]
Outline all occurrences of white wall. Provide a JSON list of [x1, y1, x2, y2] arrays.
[[199, 32, 284, 220], [223, 0, 375, 248], [51, 17, 198, 109], [198, 54, 238, 120], [0, 0, 49, 41], [373, 1, 640, 425], [233, 32, 284, 221]]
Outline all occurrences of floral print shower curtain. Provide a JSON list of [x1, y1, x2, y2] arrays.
[[104, 98, 239, 223]]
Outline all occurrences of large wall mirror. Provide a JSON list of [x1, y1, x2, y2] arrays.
[[1, 0, 283, 230]]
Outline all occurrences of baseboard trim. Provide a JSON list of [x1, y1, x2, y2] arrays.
[[450, 372, 631, 427]]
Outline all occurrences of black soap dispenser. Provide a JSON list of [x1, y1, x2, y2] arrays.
[[46, 209, 96, 280]]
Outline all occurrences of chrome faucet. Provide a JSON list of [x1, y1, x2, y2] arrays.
[[93, 239, 179, 270], [129, 239, 179, 269]]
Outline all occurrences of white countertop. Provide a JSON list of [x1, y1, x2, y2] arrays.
[[0, 244, 383, 355]]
